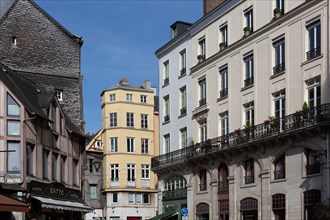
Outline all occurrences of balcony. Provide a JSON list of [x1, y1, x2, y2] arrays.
[[110, 179, 119, 187], [219, 88, 228, 98], [244, 175, 254, 184], [306, 163, 321, 175], [218, 181, 229, 193], [151, 104, 330, 171], [127, 179, 136, 187], [162, 188, 187, 201], [244, 77, 254, 87], [164, 114, 170, 123], [307, 47, 321, 60], [199, 98, 206, 107], [274, 170, 285, 180], [273, 63, 285, 75], [180, 107, 187, 116]]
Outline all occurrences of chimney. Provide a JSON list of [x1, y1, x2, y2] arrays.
[[203, 0, 225, 16], [144, 80, 151, 90]]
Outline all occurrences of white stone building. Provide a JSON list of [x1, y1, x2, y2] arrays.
[[153, 0, 330, 219]]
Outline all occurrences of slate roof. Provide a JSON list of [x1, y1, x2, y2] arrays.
[[101, 80, 154, 95]]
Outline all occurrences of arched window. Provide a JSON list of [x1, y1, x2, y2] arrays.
[[218, 164, 229, 192], [272, 194, 285, 220], [304, 189, 321, 220], [244, 159, 254, 184], [274, 155, 285, 180], [240, 197, 258, 220], [305, 149, 321, 175], [219, 199, 229, 220], [196, 203, 209, 220]]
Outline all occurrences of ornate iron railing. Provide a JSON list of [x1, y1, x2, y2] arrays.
[[244, 77, 254, 87], [273, 63, 285, 75], [220, 88, 228, 98], [199, 98, 206, 107], [218, 181, 229, 192], [162, 188, 187, 201], [274, 170, 285, 180], [307, 47, 321, 60], [151, 104, 330, 170]]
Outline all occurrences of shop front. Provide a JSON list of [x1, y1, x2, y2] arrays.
[[27, 180, 92, 220]]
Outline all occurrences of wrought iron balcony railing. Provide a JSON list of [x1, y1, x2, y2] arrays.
[[162, 188, 187, 201], [307, 47, 321, 60], [164, 114, 170, 123], [180, 107, 187, 116], [199, 98, 206, 107], [244, 175, 254, 184], [244, 77, 254, 87], [273, 62, 285, 75], [163, 78, 169, 85], [220, 88, 228, 98], [218, 181, 229, 192], [306, 163, 321, 175], [274, 170, 285, 180], [151, 104, 330, 170]]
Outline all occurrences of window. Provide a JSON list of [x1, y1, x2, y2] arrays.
[[274, 155, 285, 180], [127, 164, 136, 181], [244, 159, 254, 184], [163, 95, 170, 122], [305, 149, 321, 175], [127, 137, 135, 153], [219, 67, 228, 98], [164, 176, 187, 191], [143, 193, 150, 204], [43, 150, 49, 180], [128, 193, 135, 204], [164, 134, 170, 153], [7, 120, 20, 136], [141, 138, 149, 154], [73, 159, 78, 185], [136, 193, 142, 204], [306, 18, 321, 60], [198, 38, 206, 60], [109, 94, 116, 101], [163, 60, 169, 85], [52, 153, 58, 181], [240, 198, 258, 220], [219, 25, 228, 48], [12, 36, 17, 46], [89, 159, 94, 173], [307, 78, 321, 108], [199, 78, 206, 106], [304, 190, 321, 220], [244, 8, 253, 32], [51, 104, 57, 131], [90, 185, 97, 199], [110, 164, 119, 181], [126, 93, 133, 102], [244, 54, 254, 87], [199, 119, 207, 143], [141, 114, 148, 128], [273, 38, 285, 75], [218, 164, 229, 192], [7, 94, 20, 116], [244, 102, 254, 127], [180, 127, 187, 149], [219, 199, 229, 220], [95, 141, 101, 148], [180, 86, 187, 116], [55, 90, 63, 102], [180, 49, 186, 75], [274, 91, 285, 130], [220, 112, 229, 136], [141, 95, 147, 103], [112, 192, 118, 203], [275, 0, 284, 13], [109, 113, 117, 127], [199, 169, 207, 191], [126, 112, 134, 127], [60, 155, 67, 183], [141, 164, 150, 179], [109, 137, 118, 152], [7, 141, 20, 173], [272, 194, 285, 220]]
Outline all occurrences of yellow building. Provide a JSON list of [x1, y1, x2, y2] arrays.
[[101, 78, 158, 220]]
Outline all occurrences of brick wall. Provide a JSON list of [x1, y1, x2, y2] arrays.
[[0, 0, 84, 130], [204, 0, 225, 15]]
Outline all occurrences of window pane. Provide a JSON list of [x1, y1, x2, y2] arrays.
[[7, 94, 20, 116], [7, 142, 20, 173], [7, 120, 20, 136]]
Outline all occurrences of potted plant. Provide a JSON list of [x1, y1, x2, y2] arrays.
[[273, 8, 282, 18], [219, 42, 227, 50], [243, 26, 251, 36], [197, 54, 204, 62], [302, 101, 309, 111]]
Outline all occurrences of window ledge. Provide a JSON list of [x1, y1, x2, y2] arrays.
[[270, 70, 285, 79], [162, 83, 170, 88], [301, 54, 323, 67], [162, 120, 170, 125], [196, 190, 208, 195], [241, 84, 254, 92], [270, 178, 286, 184], [303, 173, 321, 179], [178, 113, 187, 119], [178, 73, 187, 79], [240, 183, 257, 189], [217, 95, 228, 102]]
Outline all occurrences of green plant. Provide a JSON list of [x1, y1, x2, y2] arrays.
[[219, 42, 226, 47], [243, 26, 251, 32], [302, 101, 309, 111], [273, 8, 282, 14], [197, 54, 204, 60], [244, 120, 251, 128]]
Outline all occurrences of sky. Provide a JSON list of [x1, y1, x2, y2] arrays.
[[35, 0, 202, 134]]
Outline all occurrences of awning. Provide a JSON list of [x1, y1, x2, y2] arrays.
[[0, 194, 29, 212], [31, 196, 93, 213], [148, 211, 178, 220]]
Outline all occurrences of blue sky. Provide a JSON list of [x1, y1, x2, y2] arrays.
[[35, 0, 202, 134]]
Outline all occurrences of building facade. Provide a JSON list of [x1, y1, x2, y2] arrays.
[[0, 0, 84, 130], [154, 0, 330, 219], [101, 79, 159, 220], [0, 64, 90, 220]]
